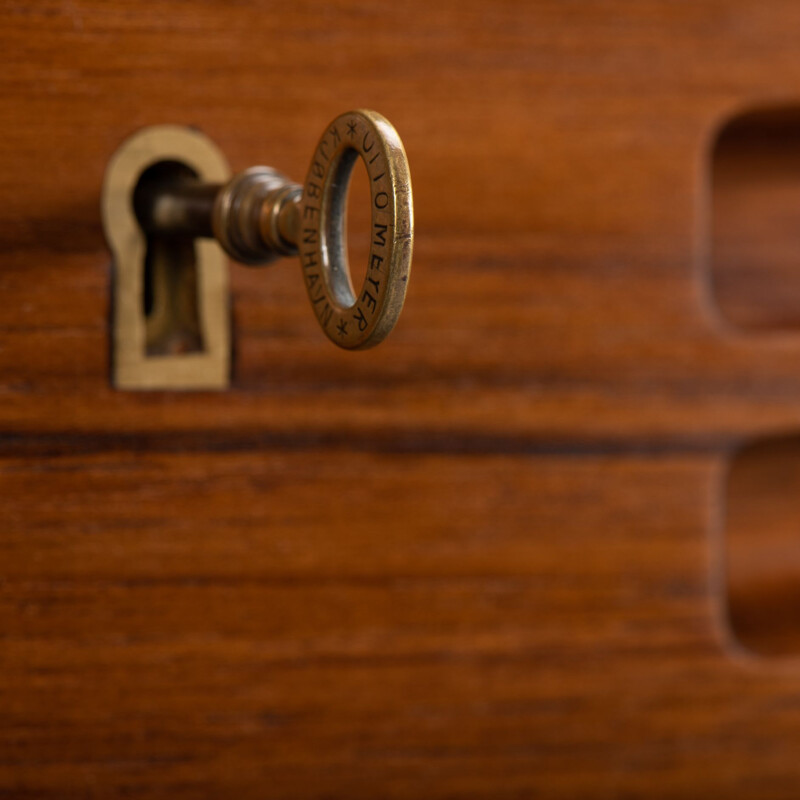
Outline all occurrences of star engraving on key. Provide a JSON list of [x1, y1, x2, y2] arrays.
[[337, 319, 348, 337], [346, 120, 357, 138]]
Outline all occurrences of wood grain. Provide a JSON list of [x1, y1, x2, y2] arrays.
[[0, 445, 742, 798], [3, 0, 800, 796]]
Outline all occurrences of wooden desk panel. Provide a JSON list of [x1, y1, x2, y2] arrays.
[[0, 445, 761, 798], [3, 1, 800, 796]]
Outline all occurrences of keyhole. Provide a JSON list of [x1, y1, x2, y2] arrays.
[[134, 161, 205, 356]]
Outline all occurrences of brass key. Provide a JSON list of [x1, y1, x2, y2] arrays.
[[134, 110, 413, 351]]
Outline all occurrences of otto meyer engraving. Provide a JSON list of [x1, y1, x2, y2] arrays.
[[300, 110, 414, 349]]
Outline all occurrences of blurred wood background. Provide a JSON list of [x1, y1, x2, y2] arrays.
[[4, 1, 800, 796]]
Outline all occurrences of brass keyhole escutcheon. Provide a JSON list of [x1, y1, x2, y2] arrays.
[[102, 125, 232, 391]]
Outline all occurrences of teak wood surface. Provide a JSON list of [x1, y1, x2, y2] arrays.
[[4, 1, 800, 797]]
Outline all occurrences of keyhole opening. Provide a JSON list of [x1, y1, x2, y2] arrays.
[[134, 161, 205, 356]]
